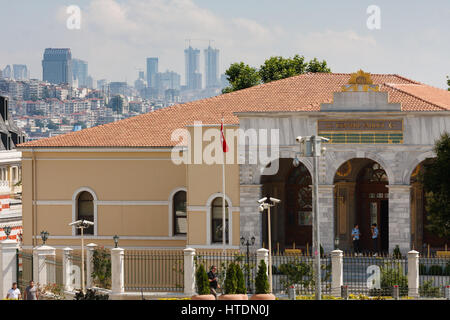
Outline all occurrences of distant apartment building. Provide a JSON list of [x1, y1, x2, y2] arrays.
[[146, 57, 158, 88], [109, 82, 129, 96], [158, 70, 181, 91], [204, 46, 219, 88], [184, 46, 202, 90], [2, 65, 12, 79], [42, 48, 73, 86], [13, 64, 29, 81], [72, 59, 88, 88]]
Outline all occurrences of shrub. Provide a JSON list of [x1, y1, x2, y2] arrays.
[[393, 245, 402, 259], [92, 247, 111, 289], [371, 262, 408, 296], [419, 279, 441, 297], [224, 263, 237, 294], [255, 260, 270, 294], [235, 263, 246, 294], [74, 289, 109, 300], [444, 261, 450, 276], [428, 265, 443, 276], [195, 264, 210, 295], [419, 264, 428, 275], [278, 259, 313, 290]]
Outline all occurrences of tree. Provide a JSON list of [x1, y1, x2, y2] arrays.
[[421, 132, 450, 238], [223, 55, 331, 93], [255, 260, 269, 294], [222, 62, 261, 94], [47, 120, 59, 130], [447, 76, 449, 91], [235, 263, 246, 294], [224, 262, 237, 294], [195, 264, 210, 295], [259, 55, 307, 83]]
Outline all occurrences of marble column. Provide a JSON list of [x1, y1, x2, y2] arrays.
[[240, 184, 263, 248], [387, 185, 411, 254], [318, 185, 335, 253]]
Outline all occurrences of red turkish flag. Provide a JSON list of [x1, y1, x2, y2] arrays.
[[220, 120, 229, 153]]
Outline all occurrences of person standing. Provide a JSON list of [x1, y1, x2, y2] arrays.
[[24, 281, 39, 300], [371, 223, 379, 256], [351, 224, 361, 256], [207, 265, 220, 299], [6, 282, 21, 300]]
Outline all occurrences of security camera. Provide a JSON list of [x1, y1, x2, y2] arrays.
[[295, 136, 303, 143], [69, 220, 83, 226], [259, 205, 265, 212], [270, 197, 281, 204], [258, 197, 267, 203], [81, 220, 95, 226]]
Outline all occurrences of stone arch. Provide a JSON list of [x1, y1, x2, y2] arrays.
[[403, 151, 436, 184], [326, 151, 394, 185]]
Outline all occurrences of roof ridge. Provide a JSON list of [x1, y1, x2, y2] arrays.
[[383, 83, 448, 111]]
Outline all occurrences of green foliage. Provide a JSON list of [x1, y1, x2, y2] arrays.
[[445, 261, 450, 276], [421, 132, 450, 238], [222, 54, 331, 93], [224, 262, 238, 294], [222, 62, 261, 93], [235, 263, 246, 294], [91, 247, 111, 289], [278, 259, 313, 289], [419, 279, 441, 297], [195, 264, 210, 295], [255, 260, 270, 294], [393, 245, 402, 259], [428, 265, 443, 276], [74, 289, 109, 300], [447, 76, 450, 91], [419, 264, 427, 275], [379, 262, 408, 296], [47, 120, 59, 130]]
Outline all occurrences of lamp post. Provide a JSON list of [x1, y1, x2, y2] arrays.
[[4, 226, 12, 240], [293, 135, 329, 300], [40, 230, 49, 245], [69, 219, 94, 294], [258, 197, 281, 294], [240, 235, 255, 293]]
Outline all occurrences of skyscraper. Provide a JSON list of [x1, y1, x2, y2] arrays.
[[72, 59, 88, 88], [2, 65, 12, 79], [13, 64, 29, 80], [42, 48, 73, 85], [204, 46, 219, 88], [146, 58, 158, 88], [184, 46, 202, 90]]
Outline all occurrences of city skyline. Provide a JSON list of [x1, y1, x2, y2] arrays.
[[0, 0, 449, 88]]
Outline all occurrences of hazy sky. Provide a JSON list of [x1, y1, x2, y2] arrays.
[[0, 0, 449, 88]]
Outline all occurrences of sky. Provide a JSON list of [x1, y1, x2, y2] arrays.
[[0, 0, 449, 88]]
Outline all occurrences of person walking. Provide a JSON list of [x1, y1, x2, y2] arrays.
[[351, 224, 361, 256], [6, 282, 21, 300], [207, 265, 220, 299], [371, 223, 379, 256], [24, 281, 39, 300]]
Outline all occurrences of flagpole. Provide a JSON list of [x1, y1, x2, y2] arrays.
[[222, 118, 226, 252]]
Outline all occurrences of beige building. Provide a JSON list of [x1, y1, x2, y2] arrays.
[[17, 72, 450, 253]]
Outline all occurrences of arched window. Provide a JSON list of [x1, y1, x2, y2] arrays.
[[77, 191, 94, 235], [211, 198, 229, 244], [173, 191, 187, 235]]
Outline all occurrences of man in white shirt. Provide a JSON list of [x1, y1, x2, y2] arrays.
[[6, 282, 21, 300]]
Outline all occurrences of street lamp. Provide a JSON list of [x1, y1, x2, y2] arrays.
[[113, 235, 119, 248], [240, 235, 256, 293], [69, 219, 94, 294], [294, 135, 329, 300], [258, 196, 281, 294], [40, 230, 49, 244], [4, 226, 12, 240]]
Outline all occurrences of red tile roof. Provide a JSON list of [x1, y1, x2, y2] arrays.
[[17, 73, 450, 148]]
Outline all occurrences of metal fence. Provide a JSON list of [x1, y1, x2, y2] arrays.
[[194, 250, 257, 294], [343, 253, 408, 296], [44, 255, 63, 287], [271, 253, 331, 295], [16, 250, 33, 293], [419, 256, 450, 298], [124, 249, 184, 292]]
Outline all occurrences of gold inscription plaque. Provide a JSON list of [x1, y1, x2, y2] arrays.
[[318, 119, 403, 144]]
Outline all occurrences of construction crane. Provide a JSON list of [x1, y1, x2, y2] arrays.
[[185, 39, 215, 48]]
